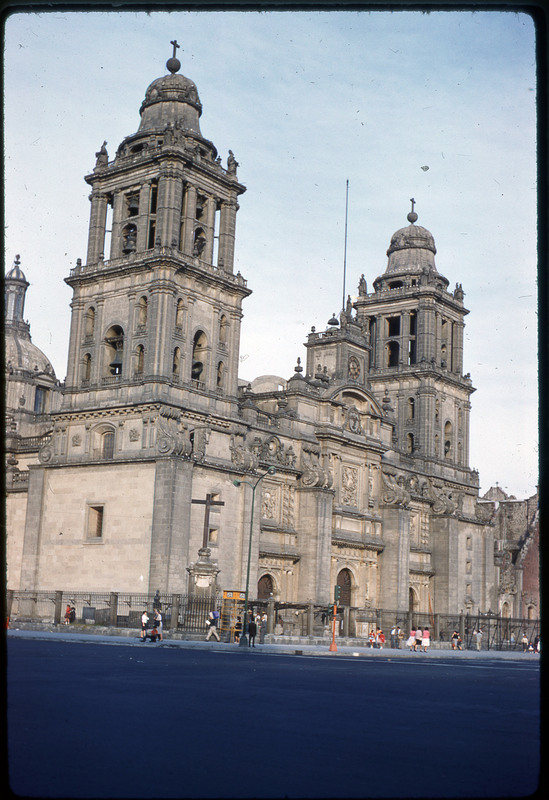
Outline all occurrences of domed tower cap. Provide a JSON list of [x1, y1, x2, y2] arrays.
[[6, 254, 28, 284]]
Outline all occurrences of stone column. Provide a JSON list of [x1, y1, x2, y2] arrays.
[[182, 184, 197, 256], [157, 170, 184, 249], [454, 320, 465, 375], [110, 189, 124, 260], [64, 297, 85, 390], [204, 195, 217, 265], [136, 182, 151, 252], [86, 190, 108, 265], [217, 197, 238, 273]]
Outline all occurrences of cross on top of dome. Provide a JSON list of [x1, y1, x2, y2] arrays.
[[167, 39, 181, 74]]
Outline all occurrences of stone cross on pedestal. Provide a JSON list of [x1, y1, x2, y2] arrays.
[[187, 493, 224, 596], [192, 493, 225, 550]]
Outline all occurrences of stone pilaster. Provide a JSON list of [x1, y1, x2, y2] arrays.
[[18, 466, 46, 591], [296, 487, 334, 605], [379, 505, 410, 609], [149, 457, 194, 593]]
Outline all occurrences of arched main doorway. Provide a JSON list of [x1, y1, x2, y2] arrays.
[[257, 574, 274, 600], [336, 568, 352, 606]]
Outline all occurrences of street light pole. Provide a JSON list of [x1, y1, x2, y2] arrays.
[[233, 466, 277, 647]]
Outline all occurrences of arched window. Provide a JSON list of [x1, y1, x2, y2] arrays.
[[387, 341, 399, 367], [192, 331, 207, 382], [407, 397, 415, 420], [175, 299, 185, 330], [444, 421, 453, 459], [121, 223, 137, 254], [336, 568, 352, 606], [137, 296, 148, 328], [173, 347, 181, 378], [406, 433, 414, 454], [441, 343, 447, 369], [219, 314, 229, 345], [216, 361, 224, 389], [83, 353, 92, 383], [193, 227, 206, 257], [257, 574, 274, 600], [104, 325, 124, 376], [85, 307, 95, 338], [135, 345, 145, 375]]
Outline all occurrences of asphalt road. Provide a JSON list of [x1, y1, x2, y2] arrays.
[[7, 638, 540, 798]]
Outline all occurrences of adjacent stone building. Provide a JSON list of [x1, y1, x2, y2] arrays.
[[4, 49, 538, 618]]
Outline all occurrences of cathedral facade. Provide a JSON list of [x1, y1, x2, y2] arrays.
[[5, 49, 537, 618]]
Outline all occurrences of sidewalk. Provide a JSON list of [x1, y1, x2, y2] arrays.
[[6, 624, 539, 661]]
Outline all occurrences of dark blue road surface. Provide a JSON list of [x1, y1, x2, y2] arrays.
[[8, 639, 540, 798]]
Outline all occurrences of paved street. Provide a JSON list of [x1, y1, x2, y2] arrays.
[[7, 634, 540, 798]]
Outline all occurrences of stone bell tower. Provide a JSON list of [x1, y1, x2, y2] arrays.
[[62, 41, 250, 415], [355, 201, 475, 482]]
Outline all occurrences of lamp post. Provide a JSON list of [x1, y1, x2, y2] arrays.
[[233, 466, 277, 646]]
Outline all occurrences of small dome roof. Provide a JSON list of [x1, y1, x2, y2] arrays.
[[138, 50, 203, 135], [384, 206, 438, 276], [5, 328, 57, 378], [5, 255, 28, 284]]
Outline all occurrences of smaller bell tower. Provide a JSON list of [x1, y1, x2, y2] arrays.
[[355, 202, 475, 477]]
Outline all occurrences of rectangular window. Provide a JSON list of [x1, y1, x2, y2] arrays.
[[208, 528, 218, 545], [34, 386, 47, 414], [87, 505, 104, 539]]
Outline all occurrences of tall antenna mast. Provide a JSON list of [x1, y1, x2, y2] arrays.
[[341, 179, 349, 313]]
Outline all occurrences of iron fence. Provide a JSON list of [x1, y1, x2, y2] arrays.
[[5, 590, 540, 650]]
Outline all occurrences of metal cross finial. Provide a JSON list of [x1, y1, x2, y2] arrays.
[[410, 198, 416, 213], [170, 40, 180, 58]]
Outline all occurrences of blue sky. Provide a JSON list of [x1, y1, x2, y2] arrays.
[[3, 9, 537, 498]]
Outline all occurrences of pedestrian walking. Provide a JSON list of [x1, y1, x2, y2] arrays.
[[451, 630, 459, 650], [406, 628, 416, 651], [64, 604, 71, 625], [248, 618, 257, 647], [368, 630, 376, 648], [421, 626, 430, 652], [415, 627, 423, 652], [234, 616, 242, 643], [205, 611, 221, 641], [377, 629, 385, 649], [521, 634, 529, 652], [474, 629, 483, 651], [154, 608, 163, 640], [69, 606, 76, 623], [141, 610, 149, 641], [390, 624, 400, 649]]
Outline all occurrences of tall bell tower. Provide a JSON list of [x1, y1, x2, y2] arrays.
[[62, 42, 250, 414]]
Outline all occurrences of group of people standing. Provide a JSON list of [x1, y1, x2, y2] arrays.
[[367, 628, 386, 648], [140, 608, 163, 642], [406, 626, 431, 652]]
